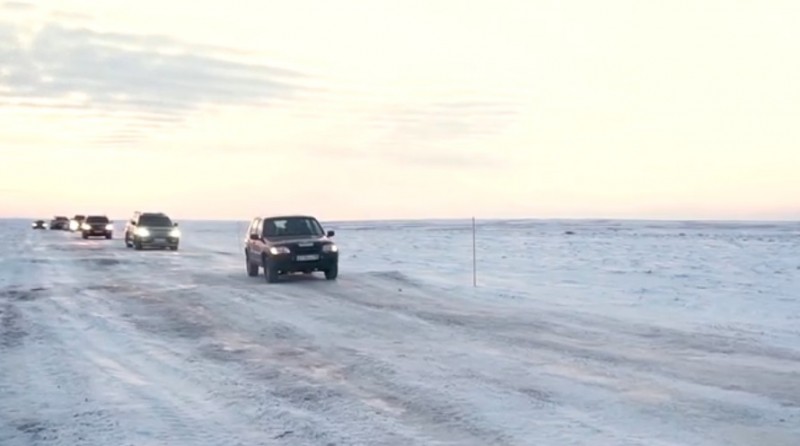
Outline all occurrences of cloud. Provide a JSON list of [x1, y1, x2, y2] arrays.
[[2, 1, 34, 11], [49, 10, 93, 22], [352, 100, 521, 168], [369, 100, 519, 141], [0, 21, 311, 145], [384, 150, 505, 169]]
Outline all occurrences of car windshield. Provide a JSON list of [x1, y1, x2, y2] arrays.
[[86, 216, 109, 223], [262, 217, 324, 238], [139, 214, 172, 227], [55, 216, 67, 221]]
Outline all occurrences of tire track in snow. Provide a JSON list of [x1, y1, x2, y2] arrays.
[[119, 269, 682, 444], [3, 226, 799, 445], [224, 269, 799, 445], [25, 238, 433, 445]]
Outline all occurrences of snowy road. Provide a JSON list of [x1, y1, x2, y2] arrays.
[[1, 221, 798, 445]]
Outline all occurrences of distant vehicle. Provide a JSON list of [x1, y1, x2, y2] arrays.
[[69, 215, 86, 232], [49, 216, 69, 230], [244, 215, 339, 283], [80, 215, 113, 239], [124, 211, 180, 250], [32, 220, 47, 230]]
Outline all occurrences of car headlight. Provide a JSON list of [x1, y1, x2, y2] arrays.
[[135, 227, 150, 237], [81, 223, 90, 230], [69, 221, 78, 230], [322, 243, 338, 253], [169, 228, 181, 238], [269, 246, 290, 255], [105, 224, 113, 230]]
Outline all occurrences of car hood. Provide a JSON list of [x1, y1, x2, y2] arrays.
[[267, 235, 330, 245]]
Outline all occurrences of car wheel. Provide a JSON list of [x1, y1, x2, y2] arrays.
[[245, 252, 259, 277], [263, 255, 278, 283], [134, 241, 143, 250], [325, 264, 339, 280], [82, 233, 88, 239]]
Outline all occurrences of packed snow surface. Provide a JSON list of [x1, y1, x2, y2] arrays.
[[1, 218, 798, 445]]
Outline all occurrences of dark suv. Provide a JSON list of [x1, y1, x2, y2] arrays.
[[124, 212, 180, 250], [244, 215, 339, 283], [81, 215, 113, 239], [69, 215, 86, 232], [50, 216, 69, 230]]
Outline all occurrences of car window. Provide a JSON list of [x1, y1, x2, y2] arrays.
[[262, 217, 323, 237], [139, 214, 173, 226], [86, 216, 109, 223], [249, 218, 260, 236]]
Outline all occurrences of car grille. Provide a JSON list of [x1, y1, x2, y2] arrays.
[[289, 242, 321, 255], [147, 228, 173, 237]]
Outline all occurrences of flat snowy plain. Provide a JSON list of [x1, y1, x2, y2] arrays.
[[1, 218, 798, 445]]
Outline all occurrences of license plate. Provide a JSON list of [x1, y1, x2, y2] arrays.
[[155, 238, 166, 243], [296, 254, 319, 262]]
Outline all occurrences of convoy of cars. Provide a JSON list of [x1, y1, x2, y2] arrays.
[[30, 211, 340, 283]]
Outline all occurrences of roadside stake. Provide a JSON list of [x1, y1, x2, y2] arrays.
[[472, 216, 477, 287]]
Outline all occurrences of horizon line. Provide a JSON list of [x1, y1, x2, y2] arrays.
[[6, 215, 798, 224]]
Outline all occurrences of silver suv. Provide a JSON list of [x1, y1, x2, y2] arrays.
[[124, 211, 181, 250]]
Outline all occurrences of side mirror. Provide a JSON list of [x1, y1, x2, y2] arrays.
[[326, 230, 335, 237], [130, 220, 136, 225], [249, 233, 260, 240], [173, 222, 179, 227]]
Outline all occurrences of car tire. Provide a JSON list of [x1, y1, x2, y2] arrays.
[[263, 255, 278, 283], [106, 234, 112, 240], [245, 252, 259, 277], [325, 264, 339, 280], [82, 233, 88, 239], [125, 235, 133, 248]]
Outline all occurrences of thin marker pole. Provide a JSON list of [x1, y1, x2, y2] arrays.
[[472, 216, 477, 287]]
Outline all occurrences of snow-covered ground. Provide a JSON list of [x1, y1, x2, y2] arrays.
[[1, 218, 798, 445]]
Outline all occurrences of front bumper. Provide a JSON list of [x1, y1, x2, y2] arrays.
[[135, 236, 180, 247], [269, 252, 338, 273], [83, 229, 112, 237]]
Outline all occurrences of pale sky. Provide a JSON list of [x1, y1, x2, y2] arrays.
[[1, 0, 799, 221]]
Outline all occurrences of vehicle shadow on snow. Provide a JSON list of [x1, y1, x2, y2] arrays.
[[243, 270, 420, 287], [241, 272, 335, 286]]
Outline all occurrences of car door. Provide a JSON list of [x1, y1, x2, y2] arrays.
[[246, 218, 262, 262], [125, 214, 135, 238], [244, 218, 256, 254]]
